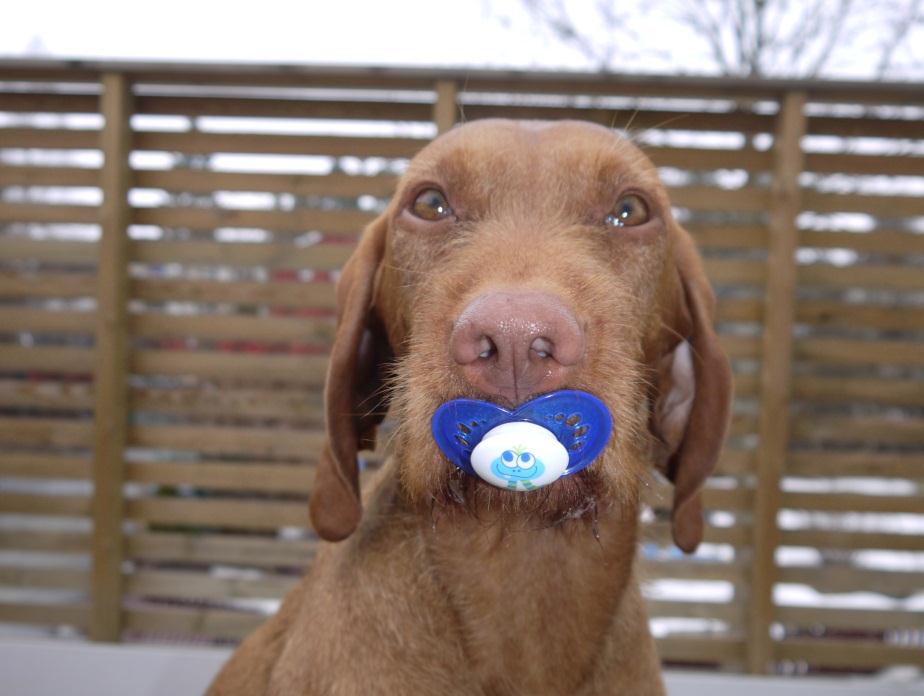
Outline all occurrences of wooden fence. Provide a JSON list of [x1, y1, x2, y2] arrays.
[[0, 60, 922, 676]]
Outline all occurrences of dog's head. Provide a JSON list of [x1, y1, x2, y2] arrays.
[[309, 120, 732, 553]]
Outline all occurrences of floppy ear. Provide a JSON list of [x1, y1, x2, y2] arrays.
[[651, 230, 734, 553], [309, 215, 392, 542]]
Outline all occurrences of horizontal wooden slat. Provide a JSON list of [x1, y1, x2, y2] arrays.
[[0, 492, 91, 516], [131, 206, 374, 236], [131, 349, 328, 384], [775, 639, 924, 668], [129, 423, 324, 458], [0, 346, 95, 374], [126, 569, 297, 600], [668, 186, 770, 213], [640, 559, 746, 583], [134, 169, 397, 197], [0, 452, 91, 479], [0, 417, 93, 448], [127, 531, 317, 567], [798, 263, 924, 291], [804, 151, 924, 177], [123, 605, 264, 639], [126, 497, 308, 530], [781, 491, 924, 514], [796, 300, 924, 332], [0, 379, 94, 410], [794, 338, 923, 366], [777, 565, 924, 596], [130, 385, 323, 421], [803, 191, 924, 217], [0, 236, 98, 262], [646, 599, 741, 624], [647, 146, 773, 172], [135, 131, 426, 158], [791, 415, 924, 445], [0, 271, 97, 298], [0, 566, 89, 591], [0, 306, 95, 334], [780, 528, 924, 552], [793, 374, 924, 407], [689, 225, 769, 251], [787, 451, 923, 478], [131, 239, 352, 271], [130, 312, 335, 344], [0, 165, 99, 187], [0, 528, 90, 553], [0, 127, 98, 149], [131, 277, 337, 309], [704, 258, 767, 286], [127, 460, 314, 493], [800, 229, 924, 255], [0, 602, 88, 628], [656, 636, 745, 664]]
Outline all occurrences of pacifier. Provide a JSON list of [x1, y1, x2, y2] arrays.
[[431, 390, 613, 491]]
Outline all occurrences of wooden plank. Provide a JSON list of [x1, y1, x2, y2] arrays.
[[787, 451, 922, 478], [0, 306, 96, 334], [0, 603, 88, 628], [803, 190, 924, 217], [794, 337, 923, 367], [0, 417, 93, 448], [779, 528, 923, 552], [796, 300, 924, 332], [134, 169, 396, 197], [775, 639, 924, 668], [0, 492, 91, 517], [646, 146, 773, 172], [667, 186, 770, 213], [687, 225, 769, 251], [134, 131, 425, 158], [646, 600, 741, 624], [0, 92, 99, 114], [800, 229, 924, 255], [807, 114, 924, 139], [0, 127, 98, 149], [747, 92, 806, 675], [0, 165, 99, 188], [131, 277, 336, 309], [131, 239, 352, 271], [0, 566, 89, 591], [433, 80, 457, 135], [703, 258, 767, 286], [643, 520, 751, 547], [791, 415, 924, 445], [0, 345, 95, 373], [130, 385, 323, 421], [131, 349, 328, 384], [127, 531, 317, 567], [90, 71, 133, 643], [780, 492, 924, 515], [0, 236, 98, 262], [656, 636, 745, 664], [804, 151, 924, 177], [129, 423, 325, 458], [719, 334, 761, 360], [125, 497, 308, 530], [0, 270, 97, 299], [0, 378, 94, 411], [131, 206, 374, 236], [126, 569, 297, 600], [0, 528, 90, 553], [639, 559, 746, 583], [127, 460, 314, 493], [716, 297, 763, 323], [130, 312, 335, 344], [777, 565, 924, 596], [122, 606, 263, 640], [798, 263, 924, 291], [0, 452, 91, 479]]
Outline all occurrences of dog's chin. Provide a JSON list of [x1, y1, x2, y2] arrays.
[[426, 460, 628, 530]]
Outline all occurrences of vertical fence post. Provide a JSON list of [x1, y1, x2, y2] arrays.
[[746, 91, 807, 673], [90, 72, 133, 642], [433, 80, 458, 135]]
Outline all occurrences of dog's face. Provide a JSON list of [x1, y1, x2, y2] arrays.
[[310, 120, 732, 552]]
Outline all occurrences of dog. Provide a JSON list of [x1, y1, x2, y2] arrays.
[[207, 119, 733, 695]]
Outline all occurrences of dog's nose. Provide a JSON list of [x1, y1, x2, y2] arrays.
[[450, 291, 584, 404]]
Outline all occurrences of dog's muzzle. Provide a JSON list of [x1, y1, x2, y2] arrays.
[[431, 390, 613, 491]]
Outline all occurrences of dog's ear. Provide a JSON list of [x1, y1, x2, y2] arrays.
[[309, 214, 392, 542], [651, 230, 733, 553]]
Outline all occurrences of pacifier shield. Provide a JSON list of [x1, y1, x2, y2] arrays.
[[431, 389, 613, 488]]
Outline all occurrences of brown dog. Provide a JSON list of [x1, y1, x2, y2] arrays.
[[207, 119, 733, 695]]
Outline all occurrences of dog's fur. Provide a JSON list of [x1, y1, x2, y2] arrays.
[[207, 120, 733, 696]]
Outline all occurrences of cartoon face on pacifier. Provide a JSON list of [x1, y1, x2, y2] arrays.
[[470, 422, 569, 491], [491, 449, 546, 489]]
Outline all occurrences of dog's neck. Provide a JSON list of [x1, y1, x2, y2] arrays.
[[415, 483, 642, 694]]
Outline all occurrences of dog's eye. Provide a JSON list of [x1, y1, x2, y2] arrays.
[[605, 194, 649, 228], [411, 188, 453, 221]]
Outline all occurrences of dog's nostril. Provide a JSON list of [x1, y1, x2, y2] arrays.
[[477, 336, 496, 359], [530, 337, 553, 360]]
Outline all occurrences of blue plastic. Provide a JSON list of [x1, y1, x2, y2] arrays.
[[431, 390, 613, 483]]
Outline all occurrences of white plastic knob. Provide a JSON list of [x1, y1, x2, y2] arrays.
[[469, 421, 569, 491]]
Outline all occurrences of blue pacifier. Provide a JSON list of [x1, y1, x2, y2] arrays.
[[431, 390, 613, 491]]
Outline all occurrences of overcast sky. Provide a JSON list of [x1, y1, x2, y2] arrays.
[[1, 0, 922, 79]]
